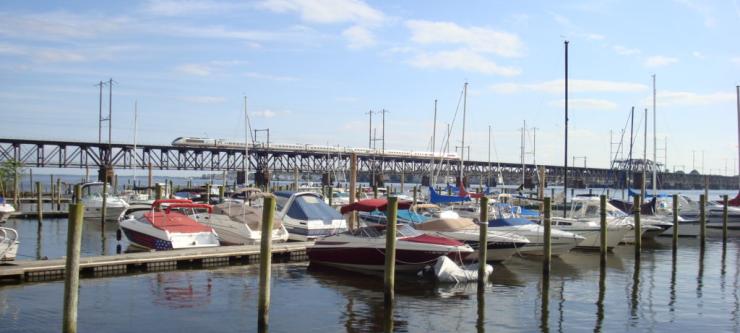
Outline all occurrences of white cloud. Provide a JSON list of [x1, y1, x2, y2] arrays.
[[180, 96, 226, 103], [34, 49, 87, 63], [548, 98, 617, 110], [245, 71, 298, 81], [585, 33, 605, 40], [342, 25, 376, 49], [408, 49, 521, 76], [490, 79, 648, 94], [143, 0, 245, 16], [613, 45, 641, 56], [731, 57, 740, 65], [0, 43, 25, 55], [406, 20, 524, 58], [644, 55, 679, 68], [258, 0, 384, 24], [674, 0, 717, 28], [176, 64, 212, 76], [648, 90, 736, 107], [0, 12, 129, 41], [692, 51, 705, 59], [251, 109, 292, 118]]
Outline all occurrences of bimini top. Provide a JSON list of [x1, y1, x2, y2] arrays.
[[413, 217, 478, 232], [340, 198, 412, 214], [488, 217, 535, 227]]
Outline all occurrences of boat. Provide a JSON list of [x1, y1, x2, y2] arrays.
[[80, 182, 130, 221], [673, 195, 740, 230], [549, 217, 629, 249], [274, 191, 347, 241], [308, 198, 474, 272], [0, 226, 19, 261], [118, 199, 220, 250], [0, 196, 15, 223], [487, 202, 584, 256], [413, 217, 530, 262], [192, 189, 289, 245], [565, 195, 666, 242]]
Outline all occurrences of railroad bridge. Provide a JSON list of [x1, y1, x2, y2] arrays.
[[0, 138, 735, 190]]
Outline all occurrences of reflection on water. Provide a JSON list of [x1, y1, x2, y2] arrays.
[[0, 226, 738, 332]]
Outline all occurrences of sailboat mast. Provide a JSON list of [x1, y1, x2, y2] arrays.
[[133, 101, 138, 185], [652, 74, 657, 195], [563, 40, 569, 218], [488, 125, 491, 186], [431, 99, 437, 185], [244, 96, 249, 184], [642, 108, 647, 198], [460, 82, 467, 185], [737, 85, 739, 191], [521, 120, 526, 186]]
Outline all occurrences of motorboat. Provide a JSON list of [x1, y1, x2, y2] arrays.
[[192, 189, 289, 245], [274, 191, 347, 241], [672, 195, 740, 230], [564, 196, 666, 242], [80, 182, 130, 221], [414, 217, 530, 262], [308, 198, 474, 272], [488, 203, 584, 256], [0, 196, 15, 223], [0, 226, 19, 261], [118, 199, 220, 250], [548, 217, 629, 249]]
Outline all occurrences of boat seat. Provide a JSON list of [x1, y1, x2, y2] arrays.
[[145, 211, 213, 233]]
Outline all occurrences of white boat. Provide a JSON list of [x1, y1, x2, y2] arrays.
[[308, 223, 474, 272], [549, 217, 630, 249], [118, 199, 220, 250], [81, 182, 130, 221], [566, 196, 666, 242], [0, 226, 19, 261], [0, 196, 15, 223], [414, 217, 530, 262], [191, 189, 289, 245], [275, 191, 347, 241]]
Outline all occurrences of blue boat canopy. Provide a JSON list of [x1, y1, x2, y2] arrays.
[[286, 193, 342, 222], [429, 186, 470, 204], [488, 217, 535, 227]]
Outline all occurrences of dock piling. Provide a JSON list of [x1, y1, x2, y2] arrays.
[[543, 197, 551, 274], [722, 195, 728, 244], [257, 196, 275, 332], [633, 195, 641, 256], [56, 178, 62, 210], [699, 194, 706, 247], [672, 194, 678, 252], [412, 186, 417, 204], [218, 185, 225, 203], [101, 179, 108, 224], [328, 186, 333, 206], [599, 195, 607, 262], [36, 181, 42, 221], [62, 202, 84, 333], [384, 196, 398, 306], [155, 183, 162, 200], [478, 197, 489, 286], [206, 183, 211, 204]]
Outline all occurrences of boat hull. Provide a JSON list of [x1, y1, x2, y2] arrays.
[[85, 205, 129, 221], [119, 220, 220, 250], [308, 246, 457, 272]]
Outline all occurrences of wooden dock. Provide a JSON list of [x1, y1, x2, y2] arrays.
[[0, 242, 310, 284]]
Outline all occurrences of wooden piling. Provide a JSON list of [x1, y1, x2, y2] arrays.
[[699, 194, 706, 246], [114, 175, 118, 194], [257, 196, 275, 331], [672, 194, 678, 252], [373, 186, 378, 199], [13, 166, 19, 208], [478, 197, 489, 286], [205, 184, 211, 204], [384, 196, 398, 305], [62, 203, 84, 333], [218, 185, 225, 203], [29, 169, 34, 196], [36, 181, 42, 221], [147, 162, 153, 198], [633, 195, 641, 255], [349, 153, 357, 231], [412, 186, 417, 204], [723, 195, 729, 244], [56, 178, 62, 210], [100, 179, 108, 224], [155, 183, 163, 200], [74, 184, 82, 203], [599, 195, 607, 261], [543, 197, 551, 274], [328, 187, 333, 206]]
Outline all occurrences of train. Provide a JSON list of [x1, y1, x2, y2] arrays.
[[171, 137, 459, 160]]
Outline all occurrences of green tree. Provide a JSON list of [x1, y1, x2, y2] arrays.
[[0, 160, 24, 198]]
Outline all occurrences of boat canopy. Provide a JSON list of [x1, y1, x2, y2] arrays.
[[340, 198, 412, 214], [214, 203, 283, 230], [288, 194, 343, 222], [488, 217, 534, 227], [413, 217, 478, 232], [428, 186, 471, 204]]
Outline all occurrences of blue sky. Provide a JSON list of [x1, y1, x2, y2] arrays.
[[0, 0, 739, 175]]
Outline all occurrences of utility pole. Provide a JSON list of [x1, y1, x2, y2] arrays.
[[563, 40, 569, 218]]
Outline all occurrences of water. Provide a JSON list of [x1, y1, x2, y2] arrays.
[[1, 215, 738, 332]]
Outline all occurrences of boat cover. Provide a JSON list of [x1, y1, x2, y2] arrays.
[[144, 211, 213, 233], [488, 217, 534, 227], [340, 198, 412, 214], [428, 186, 471, 204], [288, 194, 344, 221], [213, 204, 283, 230], [413, 217, 478, 231]]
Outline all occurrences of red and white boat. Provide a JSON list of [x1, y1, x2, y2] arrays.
[[307, 198, 474, 272], [118, 199, 220, 250]]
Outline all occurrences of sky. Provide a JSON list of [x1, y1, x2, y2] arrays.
[[0, 0, 739, 176]]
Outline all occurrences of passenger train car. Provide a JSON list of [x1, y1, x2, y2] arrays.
[[171, 137, 459, 160]]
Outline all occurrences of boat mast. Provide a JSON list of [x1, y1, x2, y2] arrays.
[[431, 99, 437, 185], [460, 82, 467, 186], [244, 96, 249, 185], [488, 125, 491, 187], [652, 74, 657, 195], [563, 40, 569, 218], [628, 107, 634, 190], [521, 120, 526, 186], [133, 101, 138, 186], [737, 85, 739, 191], [642, 108, 647, 199]]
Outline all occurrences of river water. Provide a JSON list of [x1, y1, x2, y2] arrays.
[[1, 213, 738, 332]]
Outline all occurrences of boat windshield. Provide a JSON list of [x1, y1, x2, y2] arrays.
[[489, 218, 534, 227], [354, 224, 422, 238]]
